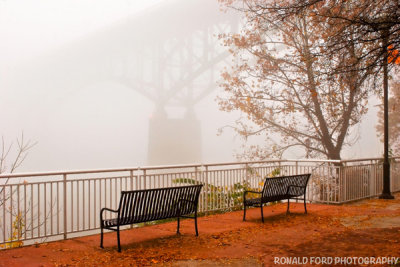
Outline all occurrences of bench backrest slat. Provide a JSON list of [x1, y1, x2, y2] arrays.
[[117, 185, 203, 223], [119, 192, 130, 222], [261, 174, 311, 198]]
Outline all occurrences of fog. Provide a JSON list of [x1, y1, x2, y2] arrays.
[[1, 0, 383, 173]]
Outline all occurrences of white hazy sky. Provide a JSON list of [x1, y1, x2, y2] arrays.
[[0, 0, 249, 172], [0, 0, 384, 173], [0, 0, 162, 65]]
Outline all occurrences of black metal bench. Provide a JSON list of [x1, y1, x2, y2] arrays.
[[243, 174, 311, 222], [100, 184, 203, 252]]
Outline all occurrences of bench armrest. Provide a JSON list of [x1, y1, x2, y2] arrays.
[[100, 207, 119, 222]]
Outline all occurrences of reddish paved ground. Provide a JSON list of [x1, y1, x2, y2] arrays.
[[1, 194, 400, 266]]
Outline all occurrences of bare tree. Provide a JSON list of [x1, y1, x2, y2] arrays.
[[218, 3, 372, 160], [219, 0, 399, 198], [0, 133, 37, 248], [231, 0, 400, 71], [1, 133, 36, 181]]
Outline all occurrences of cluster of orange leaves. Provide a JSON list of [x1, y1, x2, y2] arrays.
[[388, 45, 400, 64]]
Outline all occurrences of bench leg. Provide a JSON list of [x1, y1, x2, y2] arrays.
[[194, 211, 199, 236], [117, 227, 121, 253], [177, 217, 180, 234], [260, 204, 264, 223], [287, 198, 290, 214], [304, 197, 307, 214], [100, 226, 104, 248], [243, 205, 246, 221]]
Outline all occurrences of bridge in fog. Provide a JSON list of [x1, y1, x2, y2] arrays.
[[13, 0, 239, 165]]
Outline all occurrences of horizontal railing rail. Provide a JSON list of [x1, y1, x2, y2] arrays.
[[0, 157, 399, 248]]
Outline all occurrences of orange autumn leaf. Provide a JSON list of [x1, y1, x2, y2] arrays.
[[388, 45, 400, 65]]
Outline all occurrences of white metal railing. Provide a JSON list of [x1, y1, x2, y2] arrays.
[[0, 157, 399, 248]]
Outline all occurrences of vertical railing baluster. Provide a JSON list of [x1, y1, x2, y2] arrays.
[[136, 169, 139, 191], [37, 183, 40, 237], [2, 187, 5, 243], [216, 170, 219, 210], [130, 170, 133, 191], [17, 185, 20, 242], [83, 180, 86, 231], [71, 181, 74, 232], [63, 174, 67, 239], [99, 179, 102, 224], [30, 184, 33, 239], [205, 165, 209, 213], [143, 169, 146, 190], [114, 178, 117, 209], [218, 170, 221, 210], [194, 166, 199, 209], [51, 182, 53, 235], [109, 178, 112, 210], [88, 180, 91, 230], [57, 181, 60, 235], [24, 183, 27, 240], [244, 163, 248, 189], [10, 186, 13, 243], [94, 179, 97, 229], [77, 180, 80, 232], [344, 164, 347, 202], [44, 183, 47, 236]]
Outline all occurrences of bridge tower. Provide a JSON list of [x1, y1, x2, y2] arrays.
[[112, 0, 239, 165]]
